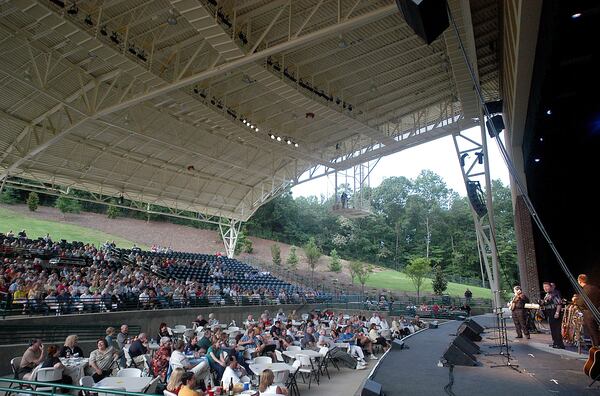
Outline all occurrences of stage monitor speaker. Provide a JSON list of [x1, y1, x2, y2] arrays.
[[392, 339, 406, 350], [361, 379, 383, 396], [464, 319, 484, 334], [396, 0, 449, 45], [457, 322, 482, 342], [453, 334, 481, 356], [486, 114, 505, 138], [443, 344, 477, 366]]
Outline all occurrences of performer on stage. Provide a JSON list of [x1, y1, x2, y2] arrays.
[[510, 286, 530, 339], [575, 274, 600, 347], [541, 282, 565, 349]]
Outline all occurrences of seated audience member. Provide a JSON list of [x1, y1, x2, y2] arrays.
[[152, 337, 172, 380], [258, 369, 288, 395], [59, 335, 84, 358], [206, 340, 227, 381], [89, 339, 118, 382], [356, 332, 376, 359], [368, 323, 390, 351], [41, 344, 73, 385], [105, 327, 118, 349], [170, 340, 209, 383], [193, 315, 208, 328], [179, 371, 204, 396], [221, 356, 249, 390], [198, 329, 212, 353], [336, 327, 367, 367], [167, 367, 185, 395], [301, 326, 317, 349], [158, 322, 174, 340], [412, 315, 426, 330], [20, 339, 46, 379], [185, 336, 203, 355], [128, 332, 149, 365], [208, 313, 219, 327]]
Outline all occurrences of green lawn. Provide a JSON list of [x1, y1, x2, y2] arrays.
[[0, 206, 148, 249], [366, 269, 491, 299]]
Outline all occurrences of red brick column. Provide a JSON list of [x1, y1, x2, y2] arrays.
[[514, 194, 540, 300]]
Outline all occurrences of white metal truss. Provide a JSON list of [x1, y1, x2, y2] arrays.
[[453, 118, 502, 311], [219, 218, 242, 259]]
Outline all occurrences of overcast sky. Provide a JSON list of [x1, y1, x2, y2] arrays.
[[292, 126, 511, 198]]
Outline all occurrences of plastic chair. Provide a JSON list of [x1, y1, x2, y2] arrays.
[[144, 376, 161, 394], [35, 367, 64, 392], [117, 367, 142, 377], [286, 360, 302, 396], [274, 350, 285, 363], [80, 376, 95, 396], [296, 354, 319, 389], [254, 356, 272, 365]]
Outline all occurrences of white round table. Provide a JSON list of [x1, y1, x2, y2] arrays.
[[249, 362, 294, 376], [283, 349, 322, 359]]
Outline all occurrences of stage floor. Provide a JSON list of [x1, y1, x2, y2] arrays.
[[370, 314, 596, 395]]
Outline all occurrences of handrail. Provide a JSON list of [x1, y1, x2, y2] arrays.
[[0, 377, 156, 396]]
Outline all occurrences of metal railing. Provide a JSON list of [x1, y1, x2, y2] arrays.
[[0, 324, 141, 346], [0, 378, 156, 396]]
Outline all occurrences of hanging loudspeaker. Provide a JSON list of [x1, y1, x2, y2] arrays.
[[396, 0, 449, 45], [486, 114, 505, 138]]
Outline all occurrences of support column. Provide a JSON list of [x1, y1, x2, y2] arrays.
[[219, 219, 242, 258], [507, 133, 540, 299]]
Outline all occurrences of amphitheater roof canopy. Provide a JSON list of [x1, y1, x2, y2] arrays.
[[0, 0, 499, 222]]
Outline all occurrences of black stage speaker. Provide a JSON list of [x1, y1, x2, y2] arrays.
[[361, 379, 383, 396], [466, 181, 487, 217], [484, 100, 503, 115], [396, 0, 449, 44], [464, 319, 484, 334], [486, 114, 505, 138], [457, 322, 482, 342], [452, 334, 481, 355], [443, 344, 477, 366]]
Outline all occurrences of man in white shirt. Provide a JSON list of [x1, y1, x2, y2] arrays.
[[221, 356, 249, 390], [368, 313, 381, 327], [169, 340, 210, 383]]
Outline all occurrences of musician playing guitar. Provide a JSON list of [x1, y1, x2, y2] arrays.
[[541, 282, 565, 349], [510, 286, 530, 339]]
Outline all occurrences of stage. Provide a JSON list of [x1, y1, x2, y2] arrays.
[[368, 314, 596, 395]]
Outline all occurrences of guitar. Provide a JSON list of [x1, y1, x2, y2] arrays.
[[584, 346, 600, 379]]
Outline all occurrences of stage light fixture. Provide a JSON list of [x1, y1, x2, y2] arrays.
[[128, 45, 136, 55], [255, 128, 259, 132], [110, 31, 120, 44], [276, 136, 282, 142], [475, 152, 484, 164], [539, 137, 544, 142], [137, 50, 147, 61], [294, 142, 299, 147], [571, 13, 582, 19], [84, 15, 93, 25], [534, 158, 540, 163], [100, 25, 107, 36], [459, 153, 469, 167], [269, 134, 275, 140], [193, 87, 199, 94], [286, 139, 292, 145], [167, 9, 178, 25], [546, 109, 552, 115]]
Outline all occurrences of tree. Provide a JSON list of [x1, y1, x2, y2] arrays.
[[329, 249, 342, 272], [55, 195, 81, 215], [0, 186, 20, 204], [26, 192, 39, 212], [432, 264, 448, 295], [107, 199, 120, 219], [348, 260, 361, 285], [235, 229, 253, 255], [271, 244, 281, 266], [353, 261, 374, 295], [304, 237, 322, 285], [405, 257, 431, 301], [286, 246, 299, 269]]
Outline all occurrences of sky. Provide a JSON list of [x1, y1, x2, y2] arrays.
[[291, 126, 511, 198]]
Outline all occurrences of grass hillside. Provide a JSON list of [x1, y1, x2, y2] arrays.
[[0, 204, 491, 299], [0, 206, 148, 249]]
